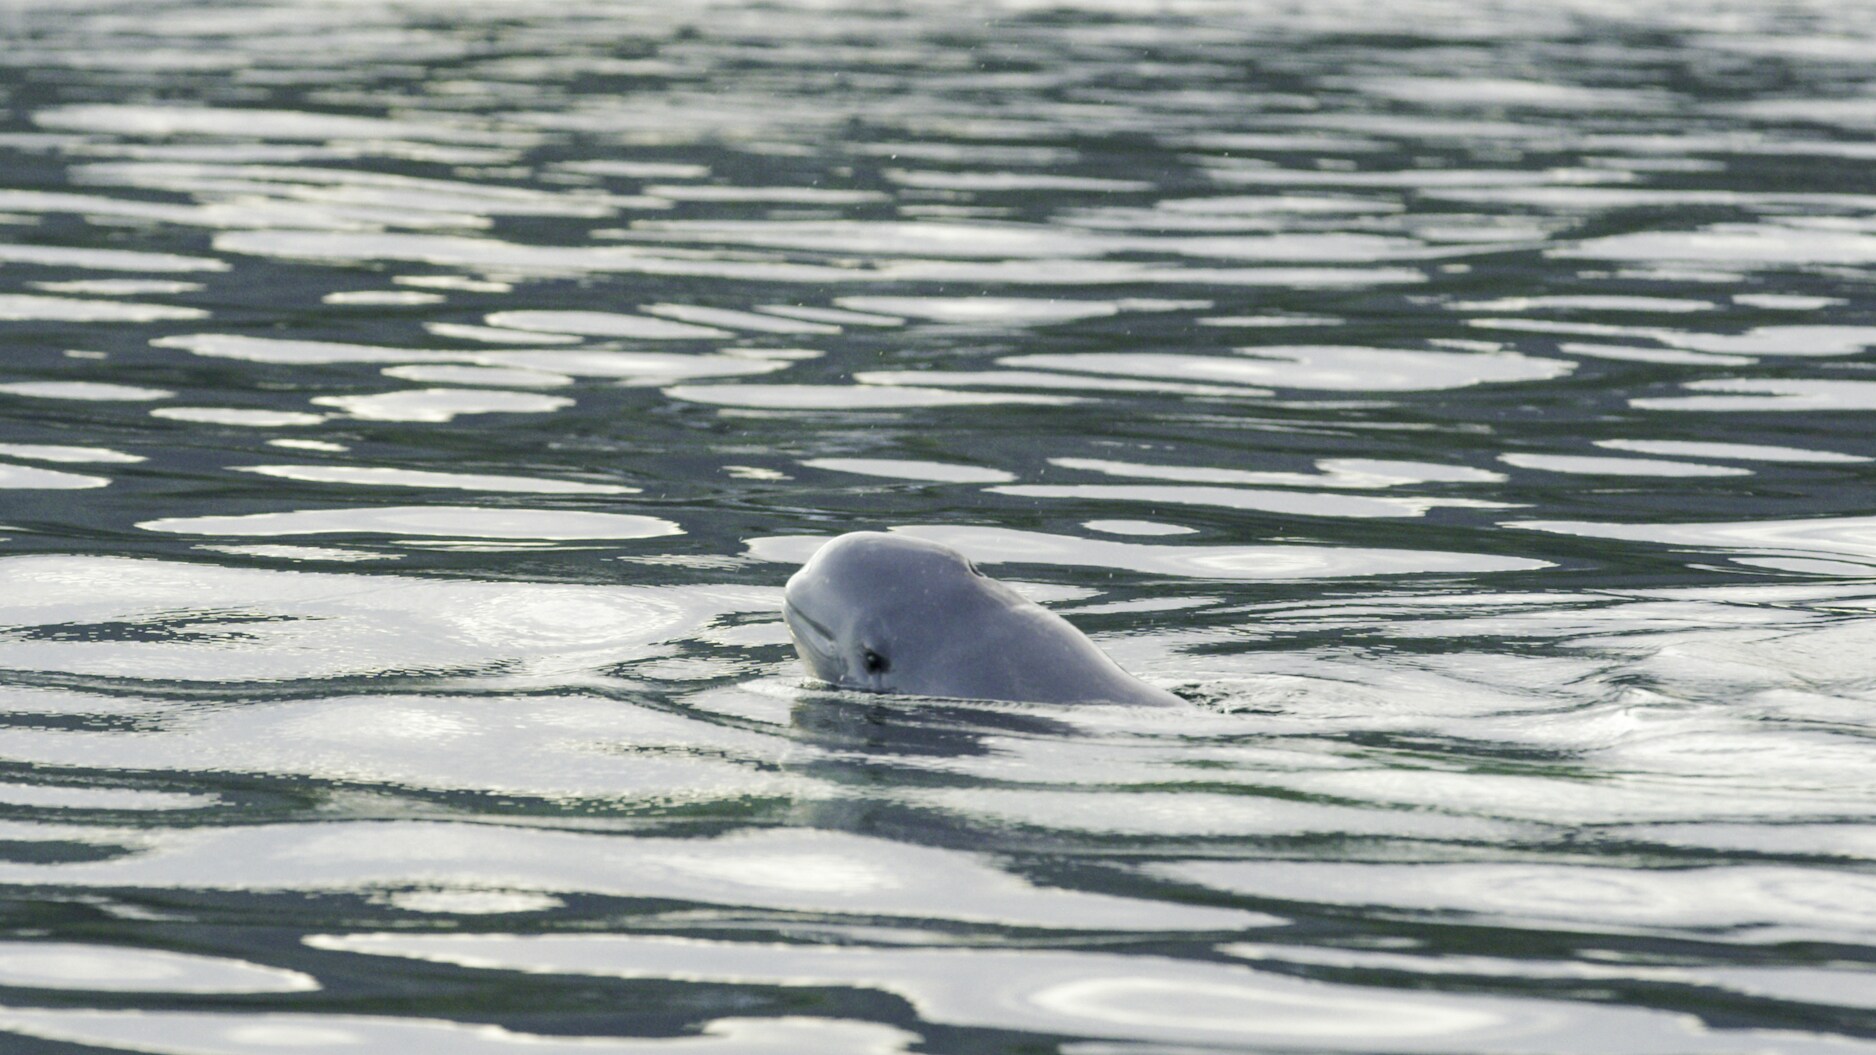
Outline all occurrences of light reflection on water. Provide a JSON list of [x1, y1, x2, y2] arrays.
[[2, 0, 1875, 1051]]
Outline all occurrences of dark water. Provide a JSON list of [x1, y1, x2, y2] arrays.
[[1, 1, 1874, 1051]]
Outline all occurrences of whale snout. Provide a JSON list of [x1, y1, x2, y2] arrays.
[[782, 593, 844, 681]]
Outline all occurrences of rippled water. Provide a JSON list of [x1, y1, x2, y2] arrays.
[[2, 1, 1874, 1051]]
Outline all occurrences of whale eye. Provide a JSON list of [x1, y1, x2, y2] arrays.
[[862, 649, 889, 674]]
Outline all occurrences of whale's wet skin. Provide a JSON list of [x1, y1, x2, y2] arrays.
[[4, 1, 1876, 1053], [785, 532, 1181, 706]]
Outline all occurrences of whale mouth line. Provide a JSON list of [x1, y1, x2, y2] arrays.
[[782, 599, 839, 663]]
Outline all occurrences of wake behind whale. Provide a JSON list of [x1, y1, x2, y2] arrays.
[[782, 531, 1181, 707]]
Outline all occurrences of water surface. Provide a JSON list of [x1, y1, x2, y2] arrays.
[[1, 1, 1874, 1052]]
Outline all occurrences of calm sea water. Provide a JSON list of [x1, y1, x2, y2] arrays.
[[1, 1, 1873, 1052]]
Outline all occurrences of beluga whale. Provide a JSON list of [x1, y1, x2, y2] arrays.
[[782, 531, 1182, 706]]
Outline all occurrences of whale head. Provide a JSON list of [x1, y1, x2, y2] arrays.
[[782, 531, 1180, 706]]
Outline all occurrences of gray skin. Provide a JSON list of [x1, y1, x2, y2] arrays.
[[782, 531, 1181, 707]]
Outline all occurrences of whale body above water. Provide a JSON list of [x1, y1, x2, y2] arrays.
[[782, 531, 1182, 706]]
